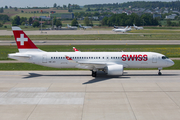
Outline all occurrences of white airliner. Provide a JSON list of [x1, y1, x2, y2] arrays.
[[112, 26, 128, 33], [67, 24, 77, 29], [133, 24, 144, 30], [8, 27, 174, 77], [114, 25, 124, 29], [79, 24, 92, 29], [126, 26, 132, 32]]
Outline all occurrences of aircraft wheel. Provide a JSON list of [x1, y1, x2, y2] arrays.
[[92, 71, 97, 77], [158, 69, 162, 75]]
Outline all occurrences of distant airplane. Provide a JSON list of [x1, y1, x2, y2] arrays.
[[126, 26, 132, 32], [113, 25, 124, 29], [67, 24, 77, 29], [9, 26, 174, 77], [79, 24, 92, 29], [112, 26, 128, 33], [133, 24, 144, 30]]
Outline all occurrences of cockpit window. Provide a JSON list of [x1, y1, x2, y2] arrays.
[[162, 56, 169, 59]]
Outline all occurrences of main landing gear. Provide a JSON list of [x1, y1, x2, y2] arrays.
[[92, 71, 97, 77], [158, 68, 162, 75]]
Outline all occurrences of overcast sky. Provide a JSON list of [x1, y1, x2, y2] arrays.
[[0, 0, 175, 8]]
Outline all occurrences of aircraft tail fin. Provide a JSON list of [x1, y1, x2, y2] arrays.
[[12, 26, 44, 53]]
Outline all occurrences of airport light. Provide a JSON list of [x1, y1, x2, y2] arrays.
[[51, 11, 54, 30]]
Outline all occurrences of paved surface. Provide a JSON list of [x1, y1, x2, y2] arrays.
[[0, 70, 180, 120], [1, 29, 180, 35], [1, 40, 180, 45], [0, 30, 122, 35]]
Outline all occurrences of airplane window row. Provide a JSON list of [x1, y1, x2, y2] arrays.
[[50, 56, 147, 60], [111, 57, 121, 59], [51, 57, 65, 59], [51, 56, 123, 60], [51, 57, 103, 59]]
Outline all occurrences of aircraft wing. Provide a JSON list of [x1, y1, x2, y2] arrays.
[[65, 55, 120, 69]]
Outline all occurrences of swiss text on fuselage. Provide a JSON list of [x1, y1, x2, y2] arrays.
[[122, 54, 148, 61]]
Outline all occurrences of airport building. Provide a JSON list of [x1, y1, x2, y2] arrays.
[[50, 13, 74, 19]]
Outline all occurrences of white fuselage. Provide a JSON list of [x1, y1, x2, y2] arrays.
[[8, 52, 174, 70], [112, 29, 127, 32], [134, 26, 143, 30]]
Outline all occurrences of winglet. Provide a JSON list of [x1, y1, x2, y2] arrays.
[[73, 47, 81, 52], [65, 55, 76, 63], [65, 55, 72, 60]]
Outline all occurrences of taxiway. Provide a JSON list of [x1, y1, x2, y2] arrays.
[[1, 40, 180, 45], [0, 70, 180, 120]]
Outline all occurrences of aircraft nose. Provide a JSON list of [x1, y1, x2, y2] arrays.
[[167, 60, 174, 67]]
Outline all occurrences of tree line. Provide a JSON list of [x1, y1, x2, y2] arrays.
[[101, 13, 159, 26], [12, 16, 63, 27], [0, 14, 10, 28], [85, 1, 180, 10], [0, 15, 10, 22]]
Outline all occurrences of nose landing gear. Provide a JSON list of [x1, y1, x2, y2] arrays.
[[158, 68, 162, 75]]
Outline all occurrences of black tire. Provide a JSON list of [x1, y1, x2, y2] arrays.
[[92, 71, 97, 77], [158, 72, 162, 75]]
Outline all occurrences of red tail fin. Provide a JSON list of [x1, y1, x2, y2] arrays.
[[12, 27, 43, 52], [73, 47, 81, 52]]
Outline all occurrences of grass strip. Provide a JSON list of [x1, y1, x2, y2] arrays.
[[1, 34, 180, 40], [128, 29, 180, 33]]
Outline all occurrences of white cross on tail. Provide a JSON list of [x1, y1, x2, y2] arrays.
[[17, 34, 28, 45]]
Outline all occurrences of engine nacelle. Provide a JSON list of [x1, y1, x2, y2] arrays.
[[104, 64, 123, 75]]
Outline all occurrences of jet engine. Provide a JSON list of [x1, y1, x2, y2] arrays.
[[104, 64, 123, 75]]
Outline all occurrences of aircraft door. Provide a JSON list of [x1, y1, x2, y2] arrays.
[[42, 55, 47, 63], [152, 55, 157, 63]]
